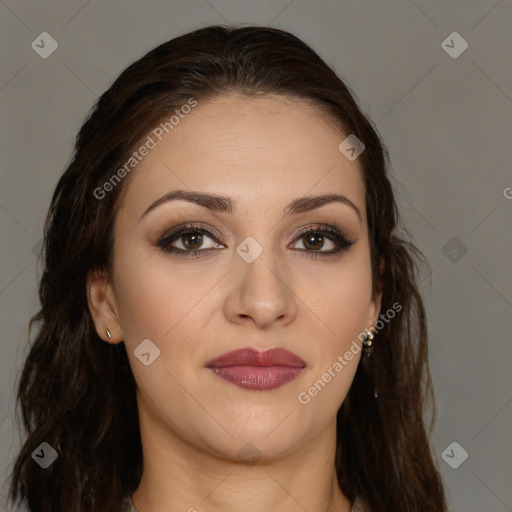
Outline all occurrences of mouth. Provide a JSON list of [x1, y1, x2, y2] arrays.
[[206, 347, 306, 391]]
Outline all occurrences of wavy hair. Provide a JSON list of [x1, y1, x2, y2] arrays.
[[7, 25, 447, 512]]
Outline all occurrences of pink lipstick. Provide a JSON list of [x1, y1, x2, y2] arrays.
[[206, 347, 305, 391]]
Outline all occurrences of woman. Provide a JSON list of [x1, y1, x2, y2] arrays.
[[7, 25, 447, 512]]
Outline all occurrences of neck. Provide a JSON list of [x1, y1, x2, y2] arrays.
[[131, 402, 352, 512]]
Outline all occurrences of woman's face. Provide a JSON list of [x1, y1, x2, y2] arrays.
[[89, 94, 381, 461]]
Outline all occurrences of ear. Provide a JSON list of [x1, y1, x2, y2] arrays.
[[86, 268, 122, 344], [367, 257, 385, 328]]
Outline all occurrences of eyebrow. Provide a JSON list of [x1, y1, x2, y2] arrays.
[[140, 189, 362, 222]]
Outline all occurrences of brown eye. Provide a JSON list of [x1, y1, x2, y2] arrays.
[[301, 232, 331, 251], [290, 225, 356, 259], [156, 224, 223, 255], [179, 232, 204, 251]]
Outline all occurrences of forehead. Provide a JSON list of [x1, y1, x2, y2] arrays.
[[118, 94, 367, 222]]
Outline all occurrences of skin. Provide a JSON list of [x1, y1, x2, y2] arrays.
[[87, 94, 382, 512]]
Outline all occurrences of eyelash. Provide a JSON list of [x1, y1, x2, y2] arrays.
[[155, 222, 356, 260]]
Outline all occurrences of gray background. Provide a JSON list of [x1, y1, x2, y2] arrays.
[[1, 1, 511, 511]]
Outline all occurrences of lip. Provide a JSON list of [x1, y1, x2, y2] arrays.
[[206, 347, 306, 391]]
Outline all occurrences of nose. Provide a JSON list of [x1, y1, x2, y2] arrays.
[[223, 245, 298, 329]]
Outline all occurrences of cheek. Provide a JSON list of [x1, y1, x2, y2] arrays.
[[302, 252, 372, 400], [111, 240, 199, 341], [312, 251, 374, 340], [111, 246, 210, 418], [111, 242, 218, 394]]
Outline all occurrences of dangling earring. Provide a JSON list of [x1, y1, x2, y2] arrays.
[[362, 329, 378, 398], [362, 329, 374, 356], [106, 328, 112, 341]]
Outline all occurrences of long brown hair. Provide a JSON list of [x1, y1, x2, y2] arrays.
[[7, 25, 447, 512]]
